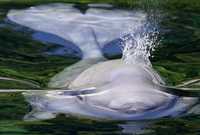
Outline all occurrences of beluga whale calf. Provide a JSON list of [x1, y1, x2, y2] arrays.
[[7, 3, 200, 121]]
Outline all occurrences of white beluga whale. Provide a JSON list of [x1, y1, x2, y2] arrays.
[[6, 3, 199, 121], [7, 3, 146, 88]]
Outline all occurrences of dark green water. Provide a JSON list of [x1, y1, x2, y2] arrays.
[[0, 0, 200, 135]]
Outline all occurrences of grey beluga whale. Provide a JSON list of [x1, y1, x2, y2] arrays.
[[7, 3, 146, 88]]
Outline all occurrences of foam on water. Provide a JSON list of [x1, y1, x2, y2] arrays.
[[6, 4, 199, 121]]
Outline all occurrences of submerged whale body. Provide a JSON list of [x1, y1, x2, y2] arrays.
[[23, 60, 198, 121]]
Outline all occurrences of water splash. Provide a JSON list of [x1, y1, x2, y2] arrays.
[[121, 16, 159, 66]]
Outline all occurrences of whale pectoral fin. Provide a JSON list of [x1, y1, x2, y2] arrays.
[[24, 110, 56, 121]]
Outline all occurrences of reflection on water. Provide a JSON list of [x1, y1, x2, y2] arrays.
[[0, 93, 200, 135]]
